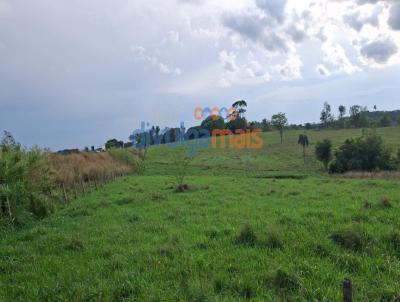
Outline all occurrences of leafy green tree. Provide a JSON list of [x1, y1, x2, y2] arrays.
[[271, 113, 288, 144], [349, 105, 369, 128], [105, 139, 124, 150], [231, 100, 248, 119], [320, 102, 334, 128], [201, 115, 225, 133], [261, 118, 271, 132], [226, 117, 247, 133], [298, 134, 309, 163], [338, 105, 346, 128], [315, 139, 332, 171]]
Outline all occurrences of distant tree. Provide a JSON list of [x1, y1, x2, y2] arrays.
[[338, 105, 346, 129], [373, 105, 377, 111], [315, 139, 332, 171], [231, 100, 248, 119], [349, 105, 369, 128], [91, 146, 95, 152], [349, 105, 361, 128], [380, 114, 392, 127], [226, 117, 247, 133], [271, 113, 288, 144], [84, 147, 89, 152], [320, 102, 334, 128], [298, 134, 309, 163], [105, 139, 124, 150], [261, 118, 272, 132], [201, 115, 225, 133], [123, 142, 133, 148]]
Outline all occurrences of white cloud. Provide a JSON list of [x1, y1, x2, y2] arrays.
[[321, 43, 361, 75], [130, 45, 182, 76], [316, 64, 331, 76], [276, 53, 303, 80], [219, 50, 239, 72]]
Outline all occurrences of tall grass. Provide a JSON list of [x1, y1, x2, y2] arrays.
[[0, 132, 142, 226], [0, 132, 55, 226]]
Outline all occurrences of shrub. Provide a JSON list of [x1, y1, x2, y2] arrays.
[[315, 139, 332, 170], [329, 134, 396, 173], [172, 147, 193, 192]]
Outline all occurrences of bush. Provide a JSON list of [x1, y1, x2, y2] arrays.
[[0, 132, 56, 225], [329, 134, 396, 173], [315, 139, 332, 170]]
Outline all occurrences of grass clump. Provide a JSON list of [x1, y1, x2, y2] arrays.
[[330, 226, 369, 251], [264, 226, 284, 249], [387, 231, 400, 252], [272, 269, 302, 294], [235, 224, 257, 246], [64, 237, 84, 251], [379, 197, 392, 208]]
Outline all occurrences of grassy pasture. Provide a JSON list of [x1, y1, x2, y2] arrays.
[[1, 126, 400, 301]]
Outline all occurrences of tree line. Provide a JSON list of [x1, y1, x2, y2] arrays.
[[100, 101, 399, 151]]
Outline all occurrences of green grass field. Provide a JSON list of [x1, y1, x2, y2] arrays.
[[1, 127, 400, 301]]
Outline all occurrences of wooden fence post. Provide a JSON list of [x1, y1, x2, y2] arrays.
[[343, 278, 352, 302]]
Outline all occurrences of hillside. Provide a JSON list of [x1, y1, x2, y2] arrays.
[[1, 127, 400, 301]]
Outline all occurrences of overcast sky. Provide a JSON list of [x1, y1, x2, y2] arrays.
[[1, 0, 399, 150]]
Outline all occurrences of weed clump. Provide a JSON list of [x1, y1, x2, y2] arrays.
[[364, 202, 373, 209], [265, 226, 283, 249], [313, 244, 330, 257], [272, 270, 302, 294], [379, 197, 392, 208], [64, 237, 84, 251], [330, 226, 369, 251], [236, 225, 257, 246], [387, 231, 400, 252], [116, 198, 134, 205]]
